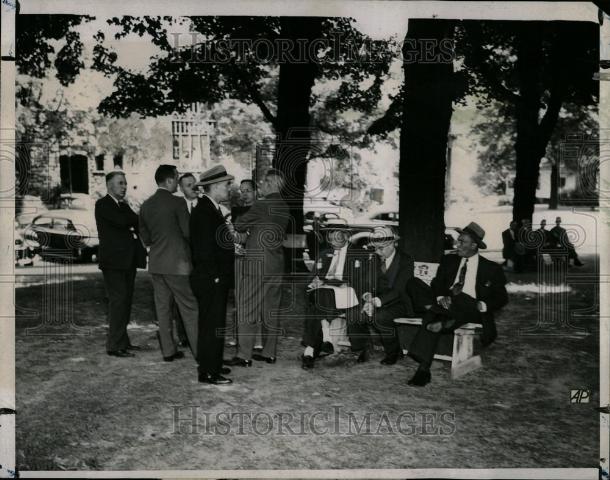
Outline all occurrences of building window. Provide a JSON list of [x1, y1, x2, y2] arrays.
[[95, 154, 105, 171], [113, 153, 123, 169]]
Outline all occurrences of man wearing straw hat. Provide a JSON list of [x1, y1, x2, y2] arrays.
[[301, 219, 366, 369], [349, 226, 433, 365], [407, 222, 508, 387], [190, 165, 236, 385]]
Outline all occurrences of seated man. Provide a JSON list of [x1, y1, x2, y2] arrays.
[[348, 226, 433, 365], [407, 222, 508, 387], [301, 221, 369, 369]]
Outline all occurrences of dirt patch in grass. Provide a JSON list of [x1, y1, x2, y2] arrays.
[[15, 256, 600, 471]]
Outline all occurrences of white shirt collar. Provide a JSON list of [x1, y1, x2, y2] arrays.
[[385, 249, 396, 270]]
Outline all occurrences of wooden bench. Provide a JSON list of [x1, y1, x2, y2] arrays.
[[394, 261, 483, 379]]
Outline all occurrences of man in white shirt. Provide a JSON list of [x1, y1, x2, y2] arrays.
[[301, 221, 367, 369], [407, 222, 508, 387], [179, 173, 199, 214]]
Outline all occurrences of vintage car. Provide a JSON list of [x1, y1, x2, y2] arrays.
[[24, 210, 99, 263], [14, 219, 39, 267]]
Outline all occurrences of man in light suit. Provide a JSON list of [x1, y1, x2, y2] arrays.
[[407, 222, 508, 386], [190, 166, 235, 385], [139, 165, 199, 362], [95, 171, 147, 357], [226, 169, 290, 366]]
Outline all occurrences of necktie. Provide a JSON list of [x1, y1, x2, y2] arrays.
[[381, 259, 387, 274], [451, 258, 468, 296]]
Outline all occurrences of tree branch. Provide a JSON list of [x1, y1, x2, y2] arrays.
[[234, 67, 277, 129]]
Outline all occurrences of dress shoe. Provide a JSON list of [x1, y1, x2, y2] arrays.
[[221, 367, 231, 375], [302, 355, 314, 370], [380, 353, 401, 365], [163, 351, 185, 362], [356, 350, 369, 363], [126, 344, 142, 351], [107, 350, 135, 358], [224, 357, 252, 367], [320, 341, 334, 355], [426, 321, 443, 333], [198, 373, 233, 385], [407, 369, 431, 387], [252, 354, 276, 364]]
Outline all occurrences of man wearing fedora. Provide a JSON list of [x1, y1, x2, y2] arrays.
[[407, 222, 508, 387], [190, 165, 236, 385], [301, 220, 369, 369], [139, 165, 199, 362], [226, 169, 290, 367], [349, 226, 433, 366]]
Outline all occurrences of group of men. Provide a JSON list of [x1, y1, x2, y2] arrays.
[[300, 221, 508, 386], [95, 163, 510, 388], [95, 165, 289, 385], [502, 216, 584, 272]]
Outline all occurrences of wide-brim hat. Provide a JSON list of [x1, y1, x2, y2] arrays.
[[319, 219, 353, 231], [456, 221, 487, 249], [195, 165, 235, 187], [369, 226, 400, 244]]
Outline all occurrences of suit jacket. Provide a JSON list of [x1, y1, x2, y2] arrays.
[[501, 228, 516, 259], [139, 188, 192, 275], [311, 246, 371, 299], [94, 195, 147, 270], [367, 250, 415, 314], [233, 192, 290, 276], [190, 195, 235, 283], [432, 253, 508, 344]]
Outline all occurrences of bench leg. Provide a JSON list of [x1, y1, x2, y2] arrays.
[[451, 331, 483, 379]]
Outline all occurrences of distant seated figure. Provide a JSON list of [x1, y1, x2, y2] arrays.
[[501, 220, 519, 271], [407, 222, 508, 387], [550, 216, 584, 267], [301, 221, 368, 370], [347, 226, 434, 366]]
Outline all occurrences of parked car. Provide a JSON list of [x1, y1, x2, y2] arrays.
[[15, 194, 49, 228], [24, 210, 99, 262], [14, 219, 39, 267], [56, 193, 96, 210]]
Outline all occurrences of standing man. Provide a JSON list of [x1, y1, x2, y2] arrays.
[[501, 220, 518, 270], [139, 165, 199, 362], [190, 166, 236, 385], [227, 169, 290, 367], [407, 222, 508, 387], [179, 173, 199, 214], [95, 171, 147, 358]]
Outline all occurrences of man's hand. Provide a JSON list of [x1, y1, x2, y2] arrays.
[[362, 292, 372, 303], [307, 276, 324, 291], [477, 301, 487, 312], [438, 296, 452, 310], [361, 301, 374, 317]]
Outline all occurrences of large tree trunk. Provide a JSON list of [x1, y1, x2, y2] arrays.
[[399, 19, 455, 262], [273, 17, 322, 236], [512, 23, 565, 223], [549, 159, 559, 209]]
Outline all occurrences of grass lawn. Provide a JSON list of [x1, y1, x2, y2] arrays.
[[15, 255, 600, 471]]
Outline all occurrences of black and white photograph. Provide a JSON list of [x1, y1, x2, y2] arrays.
[[0, 0, 608, 477]]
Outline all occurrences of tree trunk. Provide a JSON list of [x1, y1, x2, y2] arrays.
[[399, 19, 455, 262], [512, 23, 565, 223], [549, 159, 559, 209], [273, 17, 322, 236]]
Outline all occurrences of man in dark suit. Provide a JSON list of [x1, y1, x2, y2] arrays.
[[227, 169, 290, 367], [300, 221, 370, 369], [550, 216, 584, 267], [190, 165, 236, 385], [350, 226, 433, 365], [94, 171, 147, 357], [501, 220, 518, 270], [407, 222, 508, 387], [139, 165, 199, 363]]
